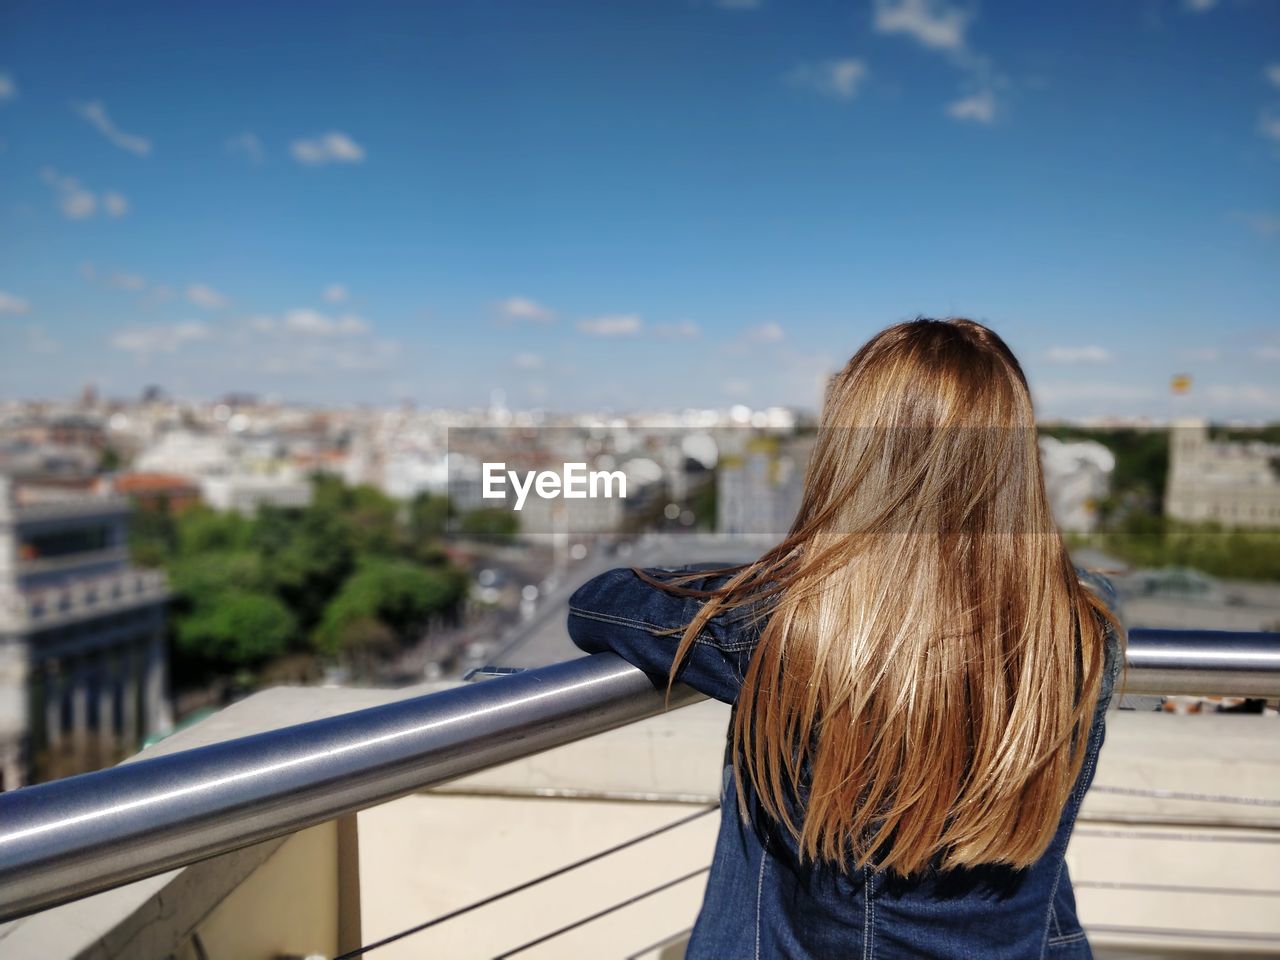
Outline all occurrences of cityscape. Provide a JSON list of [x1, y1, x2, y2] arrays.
[[1, 0, 1279, 957], [2, 391, 1278, 792]]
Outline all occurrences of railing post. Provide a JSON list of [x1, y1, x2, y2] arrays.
[[336, 813, 362, 957]]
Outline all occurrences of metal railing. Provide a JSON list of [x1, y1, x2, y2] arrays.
[[0, 628, 1278, 923]]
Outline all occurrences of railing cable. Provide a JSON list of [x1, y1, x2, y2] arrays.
[[493, 866, 712, 959], [1074, 879, 1279, 898], [333, 804, 718, 959], [1076, 826, 1280, 844], [1090, 784, 1280, 808]]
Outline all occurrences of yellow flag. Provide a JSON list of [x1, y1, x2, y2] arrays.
[[1171, 374, 1192, 394]]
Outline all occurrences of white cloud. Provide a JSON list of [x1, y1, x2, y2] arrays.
[[1045, 345, 1113, 365], [872, 0, 1006, 126], [0, 290, 30, 314], [1259, 108, 1280, 143], [1266, 64, 1280, 89], [514, 352, 543, 369], [1233, 211, 1280, 238], [323, 283, 349, 304], [947, 89, 997, 124], [578, 314, 643, 337], [653, 321, 700, 340], [144, 285, 175, 306], [747, 322, 785, 343], [73, 101, 152, 157], [873, 0, 969, 52], [0, 289, 29, 316], [226, 131, 264, 163], [225, 311, 396, 377], [102, 191, 129, 217], [108, 272, 146, 292], [0, 74, 15, 102], [40, 167, 128, 220], [1179, 347, 1221, 363], [499, 296, 556, 322], [1202, 383, 1280, 411], [41, 168, 95, 219], [112, 321, 210, 356], [61, 191, 97, 218], [291, 131, 365, 165], [788, 59, 868, 100], [254, 336, 398, 375], [186, 283, 229, 310], [1032, 382, 1156, 405], [1254, 345, 1280, 361], [25, 326, 58, 355], [282, 308, 370, 336]]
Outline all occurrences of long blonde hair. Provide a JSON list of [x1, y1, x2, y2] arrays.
[[646, 317, 1122, 876]]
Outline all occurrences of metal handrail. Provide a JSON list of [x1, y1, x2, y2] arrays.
[[1, 629, 1278, 923], [1122, 629, 1280, 698]]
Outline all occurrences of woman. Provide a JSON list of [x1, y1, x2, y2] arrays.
[[567, 317, 1126, 959]]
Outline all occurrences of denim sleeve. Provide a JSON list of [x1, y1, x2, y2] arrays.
[[1074, 566, 1127, 713], [567, 566, 763, 705]]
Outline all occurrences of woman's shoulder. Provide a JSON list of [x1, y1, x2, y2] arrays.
[[1073, 565, 1127, 711], [1074, 565, 1120, 613]]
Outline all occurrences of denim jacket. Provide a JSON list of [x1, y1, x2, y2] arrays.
[[568, 564, 1125, 960]]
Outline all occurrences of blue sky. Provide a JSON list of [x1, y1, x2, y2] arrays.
[[1, 0, 1277, 419]]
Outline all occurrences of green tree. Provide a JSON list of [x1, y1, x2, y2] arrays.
[[176, 504, 254, 554], [457, 507, 519, 541], [129, 498, 178, 568], [305, 473, 401, 556], [169, 550, 268, 597], [313, 558, 466, 657], [175, 589, 296, 666], [267, 507, 357, 634], [347, 484, 400, 556], [402, 492, 452, 560]]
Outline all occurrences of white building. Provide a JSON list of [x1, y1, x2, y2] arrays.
[[0, 475, 170, 789], [717, 436, 812, 538], [1039, 436, 1116, 533], [198, 473, 313, 515], [1165, 418, 1280, 529], [134, 430, 236, 476]]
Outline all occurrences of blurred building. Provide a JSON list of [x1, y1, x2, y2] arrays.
[[1039, 436, 1115, 533], [199, 473, 313, 515], [132, 428, 313, 515], [0, 475, 170, 788], [133, 429, 234, 477], [113, 472, 203, 515], [717, 435, 811, 537], [1165, 418, 1280, 529]]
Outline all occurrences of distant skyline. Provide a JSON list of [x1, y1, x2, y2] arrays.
[[1, 0, 1278, 420]]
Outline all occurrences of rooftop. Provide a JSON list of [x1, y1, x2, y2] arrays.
[[0, 629, 1277, 959]]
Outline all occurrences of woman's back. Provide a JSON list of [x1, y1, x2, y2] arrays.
[[567, 319, 1127, 958], [568, 564, 1125, 960]]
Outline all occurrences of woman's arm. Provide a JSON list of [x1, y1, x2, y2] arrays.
[[567, 565, 763, 704]]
